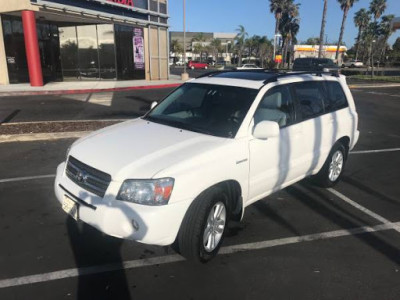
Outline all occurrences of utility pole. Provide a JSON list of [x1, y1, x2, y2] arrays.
[[318, 0, 328, 58], [181, 0, 189, 81]]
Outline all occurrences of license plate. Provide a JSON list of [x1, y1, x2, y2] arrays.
[[62, 195, 79, 221]]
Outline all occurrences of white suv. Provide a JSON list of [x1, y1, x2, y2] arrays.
[[55, 71, 359, 262]]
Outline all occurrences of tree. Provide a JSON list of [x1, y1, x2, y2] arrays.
[[209, 38, 222, 63], [278, 1, 300, 67], [170, 39, 183, 59], [378, 14, 395, 63], [305, 37, 321, 45], [354, 8, 371, 60], [191, 33, 207, 62], [269, 0, 290, 36], [235, 25, 248, 66], [335, 0, 358, 61], [369, 0, 387, 21], [318, 0, 328, 58]]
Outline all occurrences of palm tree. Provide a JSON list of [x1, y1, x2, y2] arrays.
[[191, 33, 207, 62], [318, 0, 328, 58], [354, 8, 371, 61], [278, 1, 300, 67], [378, 14, 395, 63], [335, 0, 359, 61], [270, 0, 289, 36], [369, 0, 387, 22], [209, 38, 222, 63], [235, 25, 248, 66]]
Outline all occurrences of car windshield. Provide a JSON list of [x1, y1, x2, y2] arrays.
[[144, 83, 258, 138]]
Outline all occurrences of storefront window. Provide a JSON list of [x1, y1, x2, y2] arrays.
[[77, 25, 99, 80], [97, 24, 116, 79], [59, 26, 79, 80]]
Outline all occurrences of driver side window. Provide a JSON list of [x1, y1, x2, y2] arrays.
[[254, 85, 294, 128]]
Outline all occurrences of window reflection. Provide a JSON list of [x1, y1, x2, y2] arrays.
[[97, 24, 116, 79], [59, 26, 79, 80], [77, 25, 99, 80]]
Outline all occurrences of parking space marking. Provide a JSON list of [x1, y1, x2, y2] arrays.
[[0, 221, 399, 289], [350, 148, 400, 154], [327, 188, 400, 233], [0, 174, 55, 184]]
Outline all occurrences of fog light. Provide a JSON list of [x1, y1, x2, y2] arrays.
[[132, 220, 139, 232]]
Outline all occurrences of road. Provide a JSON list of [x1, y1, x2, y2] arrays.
[[0, 86, 400, 299]]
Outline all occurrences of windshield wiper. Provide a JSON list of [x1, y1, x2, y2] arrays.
[[145, 116, 222, 137]]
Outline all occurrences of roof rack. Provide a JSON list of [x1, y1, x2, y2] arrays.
[[264, 70, 340, 83], [195, 69, 340, 83]]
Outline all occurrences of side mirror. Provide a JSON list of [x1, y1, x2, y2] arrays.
[[253, 121, 279, 140], [150, 101, 158, 109]]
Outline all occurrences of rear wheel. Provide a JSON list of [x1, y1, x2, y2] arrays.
[[312, 143, 347, 187], [176, 187, 229, 263]]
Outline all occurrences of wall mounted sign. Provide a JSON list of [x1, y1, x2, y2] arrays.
[[133, 27, 145, 70]]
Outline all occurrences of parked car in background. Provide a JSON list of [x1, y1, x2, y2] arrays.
[[175, 60, 185, 66], [188, 61, 209, 70], [342, 60, 364, 68], [236, 64, 263, 70], [293, 58, 340, 73]]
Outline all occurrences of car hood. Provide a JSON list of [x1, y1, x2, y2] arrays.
[[69, 118, 228, 181]]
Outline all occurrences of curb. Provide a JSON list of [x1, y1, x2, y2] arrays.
[[0, 83, 182, 97], [0, 131, 89, 143], [348, 83, 400, 89]]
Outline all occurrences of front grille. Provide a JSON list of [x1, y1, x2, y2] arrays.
[[66, 156, 111, 198]]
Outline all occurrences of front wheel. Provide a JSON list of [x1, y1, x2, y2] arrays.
[[311, 143, 347, 187], [176, 187, 229, 263]]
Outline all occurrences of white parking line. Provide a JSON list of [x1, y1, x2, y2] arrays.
[[0, 221, 398, 289], [350, 148, 400, 154], [0, 174, 55, 184], [327, 188, 400, 233]]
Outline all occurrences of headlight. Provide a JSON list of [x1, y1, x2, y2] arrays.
[[117, 178, 174, 206]]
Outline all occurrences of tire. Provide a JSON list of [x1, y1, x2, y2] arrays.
[[351, 64, 355, 68], [176, 187, 229, 263], [341, 64, 346, 68], [311, 142, 347, 188]]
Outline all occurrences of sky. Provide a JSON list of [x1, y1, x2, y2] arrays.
[[169, 0, 400, 47]]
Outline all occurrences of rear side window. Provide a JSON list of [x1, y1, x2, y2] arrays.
[[324, 81, 348, 112], [293, 81, 326, 120]]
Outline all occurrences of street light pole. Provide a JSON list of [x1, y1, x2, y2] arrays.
[[181, 0, 189, 80]]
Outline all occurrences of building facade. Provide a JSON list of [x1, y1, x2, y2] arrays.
[[0, 0, 169, 86], [169, 31, 236, 63], [292, 45, 347, 64]]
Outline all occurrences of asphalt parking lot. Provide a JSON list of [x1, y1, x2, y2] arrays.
[[0, 86, 399, 299]]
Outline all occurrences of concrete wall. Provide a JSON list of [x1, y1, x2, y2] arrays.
[[0, 0, 37, 13]]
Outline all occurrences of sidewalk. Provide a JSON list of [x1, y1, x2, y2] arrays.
[[0, 75, 185, 97]]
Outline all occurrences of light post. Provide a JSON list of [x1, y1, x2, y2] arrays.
[[371, 39, 376, 78], [181, 0, 189, 81], [273, 33, 281, 67]]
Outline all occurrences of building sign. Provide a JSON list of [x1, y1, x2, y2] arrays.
[[106, 0, 134, 8], [133, 28, 145, 70], [32, 0, 149, 20]]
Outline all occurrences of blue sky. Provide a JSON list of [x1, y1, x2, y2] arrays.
[[169, 0, 400, 47]]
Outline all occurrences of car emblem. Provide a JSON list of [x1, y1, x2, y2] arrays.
[[76, 170, 88, 183]]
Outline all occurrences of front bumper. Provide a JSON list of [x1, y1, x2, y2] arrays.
[[54, 162, 192, 246]]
